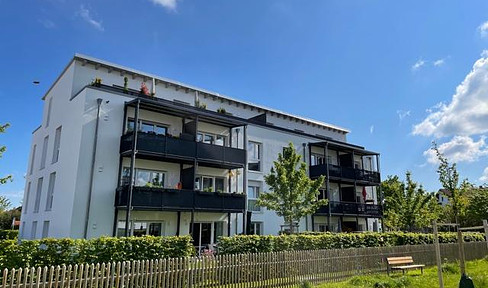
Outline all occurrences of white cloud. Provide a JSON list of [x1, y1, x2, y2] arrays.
[[433, 59, 445, 67], [39, 19, 55, 29], [78, 5, 104, 31], [413, 53, 488, 137], [423, 136, 488, 164], [480, 167, 488, 182], [411, 59, 425, 71], [149, 0, 178, 11], [397, 110, 411, 121], [369, 125, 374, 134], [478, 21, 488, 37]]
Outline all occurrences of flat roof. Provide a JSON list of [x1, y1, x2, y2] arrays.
[[42, 54, 350, 134]]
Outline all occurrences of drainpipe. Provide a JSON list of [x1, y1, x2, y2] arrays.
[[125, 100, 140, 236], [83, 98, 103, 239], [302, 143, 308, 231]]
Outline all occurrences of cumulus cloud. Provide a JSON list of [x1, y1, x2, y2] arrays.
[[149, 0, 178, 11], [413, 53, 488, 138], [479, 21, 488, 37], [480, 167, 488, 182], [411, 59, 426, 71], [78, 5, 104, 31], [397, 110, 411, 121], [423, 136, 488, 164], [369, 125, 374, 134]]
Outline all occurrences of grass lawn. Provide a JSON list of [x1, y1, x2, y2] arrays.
[[315, 259, 488, 288]]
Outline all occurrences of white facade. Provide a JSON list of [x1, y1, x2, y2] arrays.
[[20, 54, 382, 244]]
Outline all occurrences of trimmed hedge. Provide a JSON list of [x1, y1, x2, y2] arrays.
[[0, 230, 18, 240], [0, 235, 194, 269], [217, 232, 486, 254]]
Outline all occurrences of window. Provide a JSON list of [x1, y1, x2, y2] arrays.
[[250, 222, 263, 235], [31, 221, 38, 239], [24, 182, 31, 214], [127, 119, 167, 135], [315, 224, 327, 232], [45, 172, 56, 211], [247, 183, 261, 212], [197, 132, 226, 146], [45, 97, 52, 128], [40, 135, 49, 170], [29, 145, 36, 175], [42, 221, 50, 238], [195, 176, 226, 192], [122, 167, 165, 187], [311, 154, 326, 166], [52, 126, 62, 163], [248, 141, 261, 171], [116, 221, 164, 237], [34, 178, 43, 213]]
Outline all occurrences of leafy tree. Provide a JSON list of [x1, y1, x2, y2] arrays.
[[431, 142, 467, 224], [0, 196, 11, 212], [257, 142, 327, 234], [0, 207, 20, 229], [463, 184, 488, 227], [0, 123, 12, 185], [381, 172, 439, 231]]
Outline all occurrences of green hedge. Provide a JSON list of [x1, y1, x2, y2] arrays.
[[217, 232, 486, 254], [0, 230, 18, 240], [0, 235, 194, 269]]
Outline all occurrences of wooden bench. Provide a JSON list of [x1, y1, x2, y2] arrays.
[[386, 256, 425, 276]]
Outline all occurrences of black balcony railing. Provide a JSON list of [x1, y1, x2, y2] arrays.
[[120, 133, 246, 168], [314, 201, 382, 217], [115, 185, 246, 213], [309, 164, 380, 184]]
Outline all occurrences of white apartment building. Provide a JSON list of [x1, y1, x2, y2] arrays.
[[20, 54, 382, 250]]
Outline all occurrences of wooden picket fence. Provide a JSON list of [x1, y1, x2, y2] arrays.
[[1, 241, 487, 288]]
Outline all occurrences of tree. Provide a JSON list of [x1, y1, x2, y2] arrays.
[[0, 123, 12, 185], [463, 184, 488, 227], [0, 196, 11, 212], [381, 172, 439, 231], [256, 142, 327, 234], [431, 142, 466, 224]]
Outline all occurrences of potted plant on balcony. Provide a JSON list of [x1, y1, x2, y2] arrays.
[[140, 82, 150, 96], [123, 76, 129, 93], [217, 107, 226, 114], [91, 78, 102, 87]]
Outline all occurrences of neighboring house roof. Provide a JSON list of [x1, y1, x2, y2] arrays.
[[42, 54, 350, 135]]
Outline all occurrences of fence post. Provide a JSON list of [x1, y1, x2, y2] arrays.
[[457, 228, 466, 275], [433, 221, 444, 288], [483, 219, 488, 250]]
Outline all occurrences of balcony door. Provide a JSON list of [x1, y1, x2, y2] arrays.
[[191, 222, 224, 254]]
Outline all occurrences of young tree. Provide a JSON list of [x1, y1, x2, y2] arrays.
[[0, 196, 11, 212], [0, 123, 12, 185], [432, 142, 466, 224], [381, 172, 439, 231], [257, 142, 327, 233]]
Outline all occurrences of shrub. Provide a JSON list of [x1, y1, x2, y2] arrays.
[[0, 235, 194, 269], [217, 231, 485, 254], [0, 230, 18, 240]]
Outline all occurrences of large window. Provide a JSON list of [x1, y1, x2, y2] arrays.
[[122, 168, 165, 187], [250, 222, 263, 235], [311, 154, 326, 166], [33, 178, 43, 213], [45, 97, 52, 128], [248, 141, 261, 171], [40, 136, 49, 170], [29, 145, 36, 175], [247, 182, 261, 212], [24, 182, 31, 214], [116, 221, 164, 237], [197, 132, 226, 146], [42, 221, 50, 238], [31, 221, 37, 239], [45, 172, 56, 211], [52, 126, 62, 164], [195, 176, 225, 193], [127, 119, 168, 135]]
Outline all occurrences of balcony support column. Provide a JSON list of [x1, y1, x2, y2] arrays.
[[176, 211, 181, 236], [227, 213, 231, 236], [125, 99, 140, 237], [242, 125, 248, 234], [325, 143, 331, 229]]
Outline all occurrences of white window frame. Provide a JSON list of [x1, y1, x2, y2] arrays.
[[45, 97, 52, 128], [195, 175, 226, 193], [40, 136, 49, 170], [250, 222, 263, 235], [122, 167, 166, 188], [197, 131, 226, 147], [31, 221, 38, 239], [33, 177, 43, 213], [248, 141, 262, 172], [42, 221, 50, 238], [311, 153, 326, 166], [116, 220, 165, 237], [24, 182, 31, 214], [45, 172, 56, 211], [247, 182, 262, 212], [29, 145, 36, 175], [126, 118, 168, 136], [52, 126, 62, 164]]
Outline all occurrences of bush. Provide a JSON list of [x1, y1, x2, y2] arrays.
[[0, 230, 18, 240], [0, 235, 194, 269], [217, 231, 485, 254]]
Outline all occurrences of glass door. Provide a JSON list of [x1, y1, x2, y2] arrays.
[[192, 222, 214, 254]]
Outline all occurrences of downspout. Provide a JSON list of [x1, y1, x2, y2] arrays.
[[125, 100, 140, 236], [302, 143, 308, 232], [83, 98, 103, 239]]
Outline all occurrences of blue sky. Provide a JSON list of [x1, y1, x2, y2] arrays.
[[1, 0, 488, 206]]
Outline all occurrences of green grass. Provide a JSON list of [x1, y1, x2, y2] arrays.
[[315, 259, 488, 288]]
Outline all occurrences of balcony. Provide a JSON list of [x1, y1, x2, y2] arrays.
[[309, 164, 380, 184], [120, 132, 246, 169], [115, 185, 246, 213], [314, 201, 383, 217]]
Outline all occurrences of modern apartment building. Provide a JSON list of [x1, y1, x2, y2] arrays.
[[20, 54, 382, 249]]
